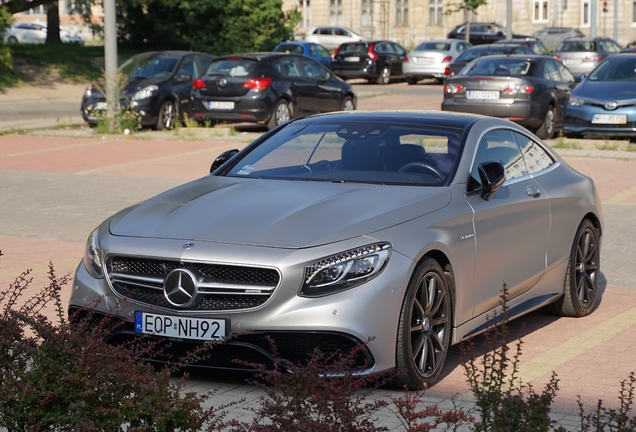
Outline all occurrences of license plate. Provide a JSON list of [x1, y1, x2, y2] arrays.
[[563, 58, 581, 65], [135, 311, 226, 341], [344, 56, 360, 62], [94, 102, 107, 110], [207, 101, 234, 110], [467, 90, 500, 100], [592, 114, 627, 124], [416, 57, 434, 64]]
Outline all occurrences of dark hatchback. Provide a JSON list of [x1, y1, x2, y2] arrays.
[[332, 40, 408, 84], [447, 43, 535, 76], [190, 53, 356, 130], [81, 51, 216, 130], [447, 23, 535, 46], [442, 54, 578, 139]]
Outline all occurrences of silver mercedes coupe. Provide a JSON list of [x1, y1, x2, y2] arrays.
[[70, 111, 603, 389]]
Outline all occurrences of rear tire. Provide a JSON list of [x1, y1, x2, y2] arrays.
[[266, 100, 291, 130], [548, 219, 600, 317], [394, 257, 452, 389], [340, 96, 355, 111], [376, 66, 391, 85], [406, 77, 418, 85], [8, 36, 18, 43], [536, 105, 555, 139]]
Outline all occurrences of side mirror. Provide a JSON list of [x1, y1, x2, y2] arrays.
[[478, 161, 506, 201], [574, 74, 585, 83], [210, 149, 239, 173], [174, 74, 192, 84], [496, 31, 504, 37]]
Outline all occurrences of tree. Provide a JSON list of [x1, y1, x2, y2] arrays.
[[445, 0, 488, 43]]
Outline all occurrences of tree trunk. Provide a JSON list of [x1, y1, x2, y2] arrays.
[[46, 0, 61, 44]]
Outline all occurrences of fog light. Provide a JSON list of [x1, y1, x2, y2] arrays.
[[139, 110, 146, 117]]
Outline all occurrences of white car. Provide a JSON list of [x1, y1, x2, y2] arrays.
[[3, 22, 84, 45], [403, 39, 472, 84], [305, 26, 368, 50]]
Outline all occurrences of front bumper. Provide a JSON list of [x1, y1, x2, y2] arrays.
[[81, 96, 160, 127], [564, 104, 636, 138], [69, 235, 415, 376]]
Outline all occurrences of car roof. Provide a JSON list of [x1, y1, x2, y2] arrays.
[[214, 52, 306, 61], [472, 53, 546, 61], [133, 50, 215, 59]]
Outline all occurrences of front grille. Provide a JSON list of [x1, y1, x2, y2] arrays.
[[566, 116, 636, 130], [106, 256, 280, 311]]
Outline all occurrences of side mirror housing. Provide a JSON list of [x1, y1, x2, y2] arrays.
[[174, 74, 192, 84], [210, 149, 239, 173], [478, 161, 506, 201]]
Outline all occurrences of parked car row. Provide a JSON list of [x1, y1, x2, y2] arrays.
[[3, 22, 84, 44], [81, 50, 356, 131]]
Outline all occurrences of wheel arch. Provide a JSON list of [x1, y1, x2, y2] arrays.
[[414, 249, 456, 325], [583, 211, 603, 239]]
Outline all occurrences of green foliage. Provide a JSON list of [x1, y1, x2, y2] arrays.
[[445, 0, 488, 16], [462, 285, 561, 432], [116, 0, 297, 55], [0, 7, 16, 88], [577, 373, 636, 431]]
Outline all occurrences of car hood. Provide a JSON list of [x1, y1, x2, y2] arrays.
[[88, 77, 167, 99], [109, 176, 451, 248], [575, 80, 636, 102]]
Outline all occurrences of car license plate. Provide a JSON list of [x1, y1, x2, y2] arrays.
[[466, 90, 500, 100], [135, 311, 226, 341], [94, 102, 107, 110], [563, 59, 581, 65], [207, 101, 234, 110], [592, 114, 627, 124], [345, 56, 360, 62], [416, 57, 434, 64]]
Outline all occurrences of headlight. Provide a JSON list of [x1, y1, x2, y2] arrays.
[[300, 243, 391, 297], [84, 86, 92, 98], [132, 85, 158, 100], [568, 96, 588, 107], [83, 227, 104, 279]]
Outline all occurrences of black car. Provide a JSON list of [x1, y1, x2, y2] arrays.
[[81, 51, 216, 130], [447, 43, 535, 76], [190, 53, 356, 130], [331, 40, 407, 84], [447, 23, 535, 46], [493, 39, 550, 55], [442, 54, 578, 139]]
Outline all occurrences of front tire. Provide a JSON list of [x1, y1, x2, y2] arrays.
[[155, 100, 176, 130], [536, 105, 555, 139], [266, 100, 292, 130], [394, 258, 452, 389], [7, 36, 18, 43], [376, 66, 391, 85], [340, 95, 355, 111], [549, 219, 600, 317]]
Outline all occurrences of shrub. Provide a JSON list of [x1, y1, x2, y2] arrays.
[[0, 251, 229, 432]]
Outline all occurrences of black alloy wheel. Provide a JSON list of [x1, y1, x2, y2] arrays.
[[340, 96, 355, 111], [549, 219, 600, 317], [395, 257, 452, 389]]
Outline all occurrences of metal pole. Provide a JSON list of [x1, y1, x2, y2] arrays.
[[590, 0, 597, 38], [506, 0, 512, 40], [104, 0, 117, 130], [613, 0, 618, 41]]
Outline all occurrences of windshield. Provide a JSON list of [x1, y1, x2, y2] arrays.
[[462, 58, 534, 76], [119, 54, 179, 79], [557, 40, 596, 52], [588, 57, 636, 81], [225, 121, 461, 186], [206, 58, 261, 77], [415, 42, 451, 51]]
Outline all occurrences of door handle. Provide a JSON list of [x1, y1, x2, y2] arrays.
[[526, 185, 541, 197]]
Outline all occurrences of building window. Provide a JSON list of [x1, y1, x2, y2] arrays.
[[429, 0, 443, 25], [533, 0, 549, 22], [299, 0, 312, 28], [330, 0, 343, 26], [362, 0, 373, 27], [396, 0, 408, 26], [581, 0, 590, 26]]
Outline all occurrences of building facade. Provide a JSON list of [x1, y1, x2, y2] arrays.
[[285, 0, 636, 48]]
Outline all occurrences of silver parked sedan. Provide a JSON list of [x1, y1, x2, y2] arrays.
[[70, 111, 603, 389], [403, 39, 472, 84]]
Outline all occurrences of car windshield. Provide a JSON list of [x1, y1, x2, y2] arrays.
[[462, 59, 533, 76], [557, 40, 596, 52], [119, 54, 179, 79], [415, 42, 451, 51], [225, 121, 460, 186], [206, 58, 261, 77], [588, 57, 636, 81], [274, 44, 304, 54], [456, 47, 506, 62]]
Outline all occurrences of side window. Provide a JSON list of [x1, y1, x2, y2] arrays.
[[375, 42, 388, 53], [542, 60, 561, 81], [513, 132, 555, 174], [177, 57, 199, 79], [278, 58, 302, 77], [298, 57, 329, 80], [309, 45, 319, 56], [393, 43, 406, 55], [556, 61, 575, 82], [335, 28, 349, 36], [470, 129, 527, 189], [458, 43, 470, 52], [317, 45, 330, 57]]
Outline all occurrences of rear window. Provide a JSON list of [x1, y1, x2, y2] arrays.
[[206, 59, 261, 77], [462, 59, 533, 76], [274, 44, 304, 54], [456, 47, 506, 62], [339, 43, 369, 54], [557, 40, 596, 52], [415, 42, 451, 51]]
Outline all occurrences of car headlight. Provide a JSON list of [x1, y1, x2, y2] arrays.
[[300, 243, 391, 297], [568, 95, 588, 107], [132, 85, 158, 100], [83, 227, 104, 279], [84, 86, 92, 98]]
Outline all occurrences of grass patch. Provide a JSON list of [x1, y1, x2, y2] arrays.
[[598, 141, 618, 151], [0, 128, 28, 136]]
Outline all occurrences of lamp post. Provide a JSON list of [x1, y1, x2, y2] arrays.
[[104, 0, 117, 131]]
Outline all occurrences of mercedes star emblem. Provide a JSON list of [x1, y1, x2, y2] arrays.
[[163, 268, 198, 308]]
